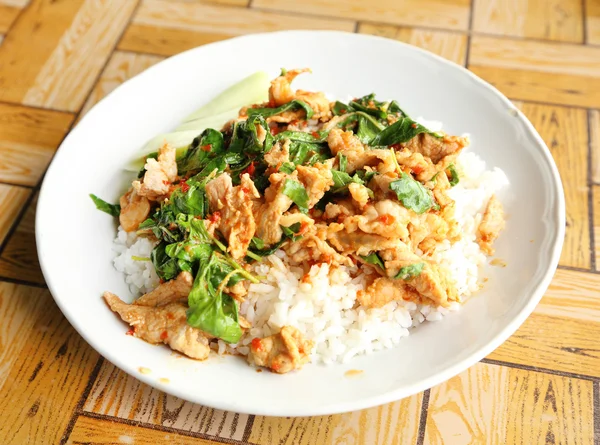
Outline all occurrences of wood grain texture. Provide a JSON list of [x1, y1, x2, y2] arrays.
[[424, 362, 594, 444], [593, 186, 600, 272], [587, 0, 600, 44], [0, 0, 138, 112], [0, 184, 29, 245], [83, 361, 249, 441], [67, 415, 217, 445], [517, 103, 590, 268], [0, 0, 30, 7], [591, 110, 599, 184], [488, 268, 600, 377], [118, 0, 354, 57], [0, 4, 20, 33], [252, 0, 470, 30], [358, 23, 467, 65], [79, 51, 164, 120], [0, 282, 49, 390], [473, 0, 584, 42], [0, 285, 100, 445], [0, 103, 73, 186], [469, 36, 600, 107], [0, 193, 45, 285], [249, 394, 422, 445]]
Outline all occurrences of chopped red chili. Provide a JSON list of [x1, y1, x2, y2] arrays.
[[251, 338, 263, 352], [377, 214, 395, 225], [311, 131, 320, 138], [242, 161, 256, 177], [201, 144, 212, 152], [390, 143, 401, 150], [160, 331, 168, 341], [126, 328, 135, 336], [208, 211, 221, 223], [411, 123, 418, 129], [180, 180, 190, 193]]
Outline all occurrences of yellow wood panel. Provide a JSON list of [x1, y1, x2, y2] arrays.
[[587, 0, 600, 44], [0, 0, 30, 6], [249, 394, 422, 445], [0, 282, 48, 389], [517, 103, 590, 269], [177, 0, 249, 5], [424, 362, 594, 444], [592, 110, 599, 184], [473, 0, 583, 43], [0, 0, 138, 112], [83, 361, 249, 441], [252, 0, 470, 31], [488, 268, 600, 377], [79, 51, 164, 120], [67, 415, 218, 445], [0, 193, 44, 284], [469, 36, 600, 107], [118, 0, 355, 57], [0, 103, 74, 186], [358, 23, 467, 65], [0, 286, 100, 445], [0, 4, 20, 33], [0, 184, 29, 244], [593, 186, 600, 271]]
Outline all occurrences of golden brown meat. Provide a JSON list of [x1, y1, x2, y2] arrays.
[[103, 292, 210, 360], [133, 143, 178, 201], [119, 188, 151, 232], [478, 195, 505, 255], [206, 173, 259, 259], [135, 271, 193, 307], [296, 163, 334, 208], [264, 139, 291, 167], [357, 276, 420, 308], [247, 326, 313, 373], [327, 128, 394, 174], [255, 172, 295, 244], [269, 68, 310, 106], [295, 90, 332, 121], [348, 183, 370, 209], [284, 223, 353, 267], [402, 133, 468, 164], [343, 200, 411, 241], [326, 222, 405, 256]]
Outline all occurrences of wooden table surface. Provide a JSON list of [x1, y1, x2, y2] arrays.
[[0, 0, 599, 444]]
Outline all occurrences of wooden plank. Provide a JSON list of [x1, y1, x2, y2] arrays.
[[67, 415, 217, 445], [472, 0, 583, 43], [0, 4, 20, 33], [0, 285, 100, 445], [0, 184, 29, 245], [0, 103, 74, 186], [593, 186, 600, 271], [358, 23, 467, 65], [424, 362, 594, 444], [0, 193, 44, 285], [79, 51, 164, 120], [587, 0, 600, 44], [516, 103, 590, 269], [469, 36, 600, 108], [177, 0, 249, 5], [83, 361, 249, 441], [249, 394, 422, 445], [252, 0, 470, 31], [0, 0, 138, 112], [118, 0, 355, 57], [0, 282, 49, 390], [0, 0, 30, 7], [591, 110, 599, 184], [488, 268, 600, 377]]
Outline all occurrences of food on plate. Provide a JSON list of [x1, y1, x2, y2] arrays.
[[91, 69, 508, 373]]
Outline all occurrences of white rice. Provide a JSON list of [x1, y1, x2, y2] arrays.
[[113, 136, 509, 364]]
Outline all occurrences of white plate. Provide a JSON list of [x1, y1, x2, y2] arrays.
[[36, 31, 564, 416]]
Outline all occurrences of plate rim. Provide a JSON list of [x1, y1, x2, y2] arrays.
[[36, 29, 565, 416]]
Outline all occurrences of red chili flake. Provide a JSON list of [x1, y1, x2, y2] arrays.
[[160, 331, 168, 341], [166, 312, 174, 320], [208, 211, 221, 223], [311, 131, 320, 138], [271, 362, 280, 372], [270, 125, 282, 136], [268, 100, 276, 108], [390, 143, 401, 150], [241, 161, 256, 177], [301, 274, 311, 284], [201, 144, 212, 152], [301, 120, 308, 128], [159, 278, 165, 284], [298, 221, 310, 235], [275, 161, 283, 172], [180, 180, 190, 193], [412, 165, 424, 175], [377, 214, 395, 225], [162, 180, 169, 186], [251, 338, 263, 352], [241, 186, 250, 195], [340, 108, 347, 114], [411, 123, 418, 129], [289, 119, 298, 126], [126, 328, 135, 336]]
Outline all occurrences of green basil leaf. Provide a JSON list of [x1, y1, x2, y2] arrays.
[[447, 164, 460, 187], [361, 253, 385, 269], [371, 117, 436, 146], [247, 99, 314, 119], [394, 262, 425, 280], [89, 194, 120, 217], [389, 173, 436, 214], [281, 179, 309, 213], [338, 153, 347, 173]]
